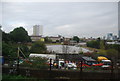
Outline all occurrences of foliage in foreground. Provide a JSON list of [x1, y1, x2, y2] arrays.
[[2, 74, 49, 81], [20, 57, 49, 69], [30, 41, 47, 54]]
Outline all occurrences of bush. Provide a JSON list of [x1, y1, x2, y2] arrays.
[[21, 57, 49, 69], [87, 40, 100, 49], [30, 41, 47, 54]]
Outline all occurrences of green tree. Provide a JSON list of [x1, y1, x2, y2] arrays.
[[106, 44, 120, 53], [19, 45, 30, 57], [2, 31, 11, 42], [2, 42, 17, 60], [106, 49, 119, 67], [2, 42, 30, 60], [73, 36, 80, 43], [30, 41, 47, 54], [87, 40, 100, 49], [44, 37, 52, 43], [21, 57, 49, 69], [106, 49, 118, 60], [10, 27, 31, 43]]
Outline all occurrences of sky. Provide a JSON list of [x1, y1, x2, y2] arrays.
[[1, 1, 119, 38]]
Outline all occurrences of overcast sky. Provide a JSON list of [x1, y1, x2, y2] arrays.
[[1, 2, 118, 38]]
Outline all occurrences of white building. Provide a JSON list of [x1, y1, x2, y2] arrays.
[[33, 25, 43, 36], [106, 33, 118, 41]]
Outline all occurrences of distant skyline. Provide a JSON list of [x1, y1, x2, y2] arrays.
[[1, 2, 118, 38]]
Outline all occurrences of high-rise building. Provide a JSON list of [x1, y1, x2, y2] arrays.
[[107, 33, 113, 40], [33, 25, 43, 36], [113, 35, 118, 40]]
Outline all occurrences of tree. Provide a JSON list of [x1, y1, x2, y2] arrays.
[[73, 36, 80, 43], [106, 49, 118, 60], [87, 40, 100, 49], [10, 27, 31, 43], [21, 57, 49, 69], [106, 49, 119, 67], [44, 37, 52, 43], [2, 31, 11, 42], [19, 45, 30, 57], [2, 42, 17, 61], [30, 41, 47, 54]]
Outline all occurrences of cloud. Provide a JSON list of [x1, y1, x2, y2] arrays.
[[2, 2, 118, 38], [2, 0, 119, 2]]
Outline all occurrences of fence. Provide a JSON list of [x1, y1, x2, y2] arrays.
[[2, 66, 120, 81]]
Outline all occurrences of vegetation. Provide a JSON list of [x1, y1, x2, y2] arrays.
[[2, 31, 11, 42], [44, 37, 52, 43], [100, 40, 106, 50], [2, 74, 50, 81], [2, 27, 31, 63], [45, 43, 61, 45], [87, 40, 100, 49], [106, 44, 120, 53], [30, 41, 47, 54], [2, 74, 30, 80], [10, 27, 31, 43], [86, 38, 120, 62], [2, 42, 17, 58], [97, 49, 107, 55], [21, 57, 49, 69], [106, 49, 119, 62], [73, 36, 80, 43]]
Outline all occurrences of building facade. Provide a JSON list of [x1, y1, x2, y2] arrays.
[[107, 33, 113, 40], [30, 36, 44, 42], [48, 36, 61, 43]]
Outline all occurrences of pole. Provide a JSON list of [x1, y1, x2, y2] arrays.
[[17, 47, 20, 75], [50, 58, 52, 71], [80, 60, 83, 72]]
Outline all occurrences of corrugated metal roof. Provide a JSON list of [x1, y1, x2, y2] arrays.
[[82, 56, 96, 61]]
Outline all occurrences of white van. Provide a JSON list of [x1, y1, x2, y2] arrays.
[[101, 60, 111, 69], [58, 59, 64, 69]]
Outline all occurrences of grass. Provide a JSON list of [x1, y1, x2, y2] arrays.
[[82, 46, 107, 55], [97, 49, 107, 55], [2, 74, 50, 81], [45, 43, 62, 45], [82, 46, 97, 51], [2, 74, 30, 79]]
